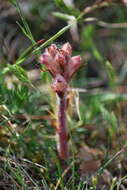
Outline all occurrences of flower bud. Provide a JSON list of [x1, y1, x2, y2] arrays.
[[46, 44, 58, 57], [39, 42, 82, 82], [62, 42, 72, 57], [55, 53, 66, 72], [65, 56, 82, 80], [51, 74, 68, 96], [39, 53, 60, 77]]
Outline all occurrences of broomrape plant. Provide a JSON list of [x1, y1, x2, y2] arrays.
[[39, 42, 82, 160]]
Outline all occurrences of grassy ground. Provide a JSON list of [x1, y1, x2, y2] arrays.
[[0, 0, 127, 189]]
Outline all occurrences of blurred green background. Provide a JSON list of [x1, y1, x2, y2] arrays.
[[0, 0, 127, 189]]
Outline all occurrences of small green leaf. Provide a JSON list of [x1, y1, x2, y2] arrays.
[[8, 65, 32, 85], [93, 47, 103, 62], [16, 21, 33, 41], [8, 0, 16, 6], [53, 12, 75, 21], [105, 61, 117, 88], [14, 0, 35, 44], [54, 0, 79, 16], [54, 0, 71, 13]]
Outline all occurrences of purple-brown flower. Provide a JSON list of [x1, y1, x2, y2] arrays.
[[39, 42, 82, 160], [39, 42, 82, 96]]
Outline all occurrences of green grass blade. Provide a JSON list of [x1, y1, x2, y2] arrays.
[[15, 0, 35, 44], [97, 147, 125, 175], [33, 24, 71, 53]]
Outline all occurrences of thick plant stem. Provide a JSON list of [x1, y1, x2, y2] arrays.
[[57, 94, 68, 160]]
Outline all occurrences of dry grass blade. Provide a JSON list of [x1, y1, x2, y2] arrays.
[[84, 17, 127, 28], [54, 161, 74, 190], [0, 168, 23, 190], [21, 158, 47, 170], [97, 146, 126, 175]]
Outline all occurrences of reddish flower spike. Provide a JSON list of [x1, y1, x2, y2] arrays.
[[39, 42, 82, 160]]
